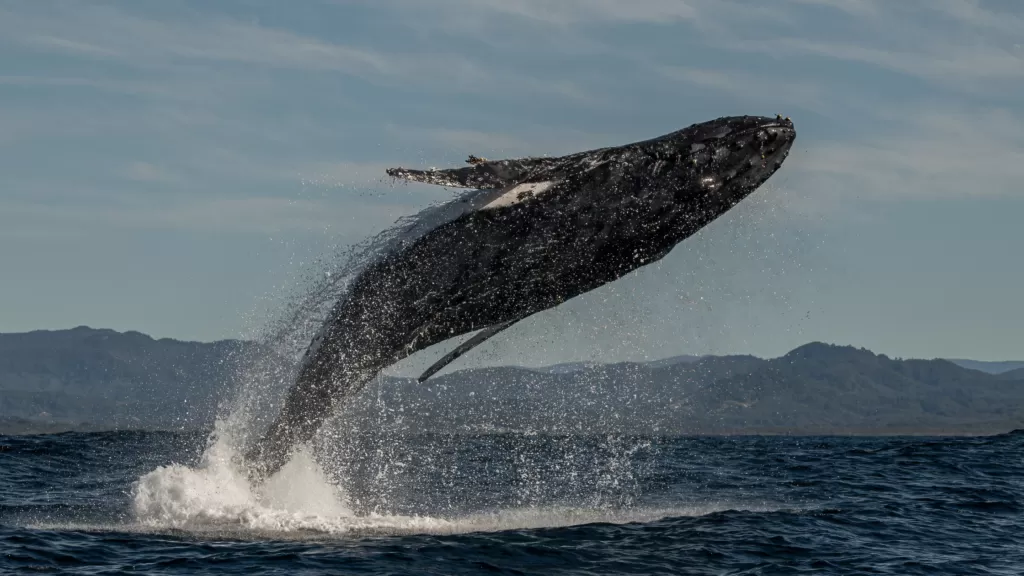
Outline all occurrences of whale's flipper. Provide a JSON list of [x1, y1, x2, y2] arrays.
[[417, 319, 517, 382], [387, 157, 559, 190]]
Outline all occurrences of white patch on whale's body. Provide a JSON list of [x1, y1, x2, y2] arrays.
[[479, 180, 556, 211], [392, 180, 559, 245]]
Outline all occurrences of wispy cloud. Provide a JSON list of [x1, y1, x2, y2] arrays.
[[0, 3, 591, 102], [928, 0, 1024, 35], [400, 0, 1023, 88], [654, 65, 829, 114], [2, 5, 389, 75], [28, 35, 119, 57], [759, 37, 1023, 83], [690, 1, 1024, 88], [360, 0, 698, 25], [382, 124, 618, 159], [0, 194, 420, 238], [795, 107, 1024, 199], [787, 0, 880, 17], [121, 162, 177, 184]]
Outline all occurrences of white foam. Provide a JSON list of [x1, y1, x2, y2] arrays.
[[133, 433, 360, 533], [129, 432, 767, 539]]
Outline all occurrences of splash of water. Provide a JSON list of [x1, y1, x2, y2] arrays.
[[130, 422, 729, 537], [130, 430, 754, 537], [132, 428, 348, 530], [130, 175, 763, 537], [130, 187, 467, 535]]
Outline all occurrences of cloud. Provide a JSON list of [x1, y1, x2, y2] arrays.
[[687, 1, 1024, 89], [404, 0, 1022, 87], [155, 197, 411, 236], [0, 149, 443, 240], [337, 0, 1023, 106], [121, 162, 176, 183], [654, 65, 829, 114], [928, 0, 1024, 35], [407, 129, 535, 156], [794, 107, 1024, 200], [786, 0, 880, 17], [2, 5, 387, 75], [0, 74, 179, 97], [359, 0, 698, 25], [0, 194, 420, 238], [763, 37, 1024, 83], [28, 35, 119, 57], [381, 124, 619, 159], [0, 3, 592, 103]]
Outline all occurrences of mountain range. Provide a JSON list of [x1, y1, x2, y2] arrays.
[[1, 326, 1021, 435], [0, 327, 253, 433]]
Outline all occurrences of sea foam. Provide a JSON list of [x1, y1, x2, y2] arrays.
[[130, 431, 730, 538]]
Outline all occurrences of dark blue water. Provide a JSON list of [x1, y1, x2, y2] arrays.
[[1, 430, 1022, 574]]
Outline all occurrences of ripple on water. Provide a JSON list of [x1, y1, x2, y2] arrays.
[[2, 431, 1024, 575]]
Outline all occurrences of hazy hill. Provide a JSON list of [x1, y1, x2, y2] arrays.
[[999, 367, 1024, 381], [691, 343, 1024, 434], [0, 327, 1021, 435], [947, 359, 1024, 374], [343, 343, 1024, 436], [0, 326, 254, 431]]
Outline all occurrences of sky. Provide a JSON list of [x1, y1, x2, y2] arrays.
[[1, 0, 1022, 365]]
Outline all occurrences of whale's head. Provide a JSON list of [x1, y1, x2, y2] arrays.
[[623, 114, 796, 214], [385, 115, 794, 217], [382, 114, 795, 254]]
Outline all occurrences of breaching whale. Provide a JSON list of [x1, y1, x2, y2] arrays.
[[243, 114, 796, 481]]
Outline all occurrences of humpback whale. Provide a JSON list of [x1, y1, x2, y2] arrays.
[[244, 114, 796, 481]]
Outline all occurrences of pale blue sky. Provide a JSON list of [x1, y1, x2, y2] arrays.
[[1, 0, 1022, 364]]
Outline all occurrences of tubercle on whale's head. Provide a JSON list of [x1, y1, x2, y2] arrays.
[[637, 114, 796, 208]]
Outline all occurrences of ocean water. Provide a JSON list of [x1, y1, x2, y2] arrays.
[[1, 429, 1021, 575]]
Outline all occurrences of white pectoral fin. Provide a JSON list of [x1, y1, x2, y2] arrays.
[[417, 320, 517, 382]]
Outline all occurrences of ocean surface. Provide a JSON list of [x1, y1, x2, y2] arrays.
[[1, 429, 1021, 575]]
